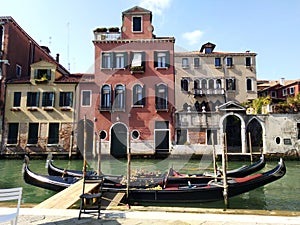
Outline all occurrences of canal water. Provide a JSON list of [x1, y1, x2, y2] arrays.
[[0, 156, 299, 211]]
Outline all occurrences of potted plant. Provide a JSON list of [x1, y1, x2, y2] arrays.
[[108, 27, 119, 33], [94, 27, 107, 33]]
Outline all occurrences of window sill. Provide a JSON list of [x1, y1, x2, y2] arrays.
[[6, 144, 17, 147], [26, 144, 38, 147], [43, 107, 54, 111], [113, 68, 126, 70], [60, 107, 72, 111], [27, 107, 38, 111], [132, 105, 144, 108], [130, 70, 144, 74], [215, 66, 222, 69], [156, 109, 169, 112], [11, 107, 21, 111], [155, 67, 168, 70], [101, 68, 113, 70], [226, 65, 234, 68], [182, 66, 189, 69], [47, 144, 59, 147]]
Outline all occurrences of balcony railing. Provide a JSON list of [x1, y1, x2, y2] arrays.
[[194, 88, 225, 96], [94, 32, 121, 41]]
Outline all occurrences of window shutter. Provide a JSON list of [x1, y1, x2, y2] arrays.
[[124, 52, 128, 69], [142, 84, 146, 106], [112, 52, 116, 68], [101, 53, 105, 68], [154, 51, 158, 68], [165, 51, 170, 68], [36, 92, 40, 107], [42, 93, 46, 106], [141, 51, 146, 68], [69, 92, 73, 107], [59, 93, 63, 107], [47, 69, 51, 80]]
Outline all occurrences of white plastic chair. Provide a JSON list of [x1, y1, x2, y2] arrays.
[[0, 187, 23, 225]]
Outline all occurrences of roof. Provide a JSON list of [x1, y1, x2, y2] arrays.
[[122, 6, 152, 22]]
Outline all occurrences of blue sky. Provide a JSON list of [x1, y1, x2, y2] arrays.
[[2, 0, 300, 80]]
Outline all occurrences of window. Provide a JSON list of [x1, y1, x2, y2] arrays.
[[290, 87, 295, 95], [271, 91, 277, 98], [28, 123, 39, 145], [155, 84, 168, 110], [114, 85, 125, 110], [133, 84, 145, 106], [81, 90, 91, 107], [208, 79, 214, 89], [101, 52, 112, 69], [48, 123, 59, 145], [226, 57, 233, 67], [246, 78, 253, 91], [59, 92, 73, 107], [132, 16, 142, 32], [182, 58, 189, 68], [114, 52, 127, 69], [216, 79, 222, 89], [215, 58, 221, 67], [226, 78, 236, 91], [282, 89, 287, 96], [27, 92, 40, 107], [181, 78, 189, 92], [132, 130, 140, 139], [130, 52, 145, 72], [42, 92, 55, 107], [16, 65, 22, 77], [154, 51, 170, 68], [13, 92, 21, 107], [34, 69, 51, 80], [100, 85, 111, 110], [176, 129, 187, 145], [194, 58, 200, 68], [7, 123, 19, 144], [245, 57, 251, 67], [201, 79, 207, 89]]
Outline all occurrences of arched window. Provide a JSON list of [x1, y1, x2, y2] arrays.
[[133, 84, 145, 106], [208, 79, 214, 89], [216, 79, 222, 89], [201, 79, 207, 89], [155, 84, 168, 110], [100, 85, 111, 110], [181, 78, 189, 92], [114, 84, 125, 110]]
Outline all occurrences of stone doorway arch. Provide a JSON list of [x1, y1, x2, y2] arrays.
[[110, 123, 128, 158]]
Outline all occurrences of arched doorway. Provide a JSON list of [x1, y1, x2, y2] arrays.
[[223, 115, 242, 153], [77, 119, 94, 160], [110, 123, 127, 158], [247, 118, 263, 152]]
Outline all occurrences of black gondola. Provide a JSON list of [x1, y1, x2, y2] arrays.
[[47, 154, 266, 179], [22, 157, 79, 192], [104, 158, 286, 204]]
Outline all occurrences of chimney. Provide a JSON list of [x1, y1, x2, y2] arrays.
[[56, 53, 60, 63], [280, 78, 285, 85]]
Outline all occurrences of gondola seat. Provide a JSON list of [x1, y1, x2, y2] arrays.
[[78, 175, 103, 220]]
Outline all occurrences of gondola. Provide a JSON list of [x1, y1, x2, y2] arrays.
[[22, 157, 79, 192], [104, 158, 286, 204], [47, 154, 266, 178]]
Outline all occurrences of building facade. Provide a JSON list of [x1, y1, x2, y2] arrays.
[[3, 60, 79, 154], [77, 6, 175, 158]]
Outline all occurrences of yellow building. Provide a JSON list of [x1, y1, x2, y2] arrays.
[[3, 60, 80, 155]]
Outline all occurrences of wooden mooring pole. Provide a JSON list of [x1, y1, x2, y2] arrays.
[[83, 115, 87, 177], [222, 133, 228, 209], [248, 132, 253, 162], [212, 133, 217, 181], [126, 133, 131, 198]]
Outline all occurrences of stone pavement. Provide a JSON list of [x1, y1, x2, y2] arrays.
[[1, 207, 300, 225]]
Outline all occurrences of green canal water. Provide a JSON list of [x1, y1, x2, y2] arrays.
[[0, 156, 299, 211]]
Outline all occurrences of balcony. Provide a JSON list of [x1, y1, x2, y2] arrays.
[[194, 88, 225, 96], [130, 66, 144, 74], [94, 32, 121, 41]]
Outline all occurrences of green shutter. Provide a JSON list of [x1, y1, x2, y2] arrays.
[[165, 51, 170, 68], [154, 51, 158, 68]]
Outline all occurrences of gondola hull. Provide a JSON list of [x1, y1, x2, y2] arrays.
[[23, 163, 79, 192], [104, 159, 286, 204]]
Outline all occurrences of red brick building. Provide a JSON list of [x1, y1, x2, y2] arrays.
[[78, 6, 175, 157]]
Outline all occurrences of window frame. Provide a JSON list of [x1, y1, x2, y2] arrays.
[[132, 84, 145, 107], [16, 64, 22, 78], [101, 52, 113, 69], [181, 78, 189, 92], [182, 58, 189, 68], [100, 84, 112, 110], [132, 16, 142, 32], [154, 51, 170, 69], [246, 78, 253, 91], [34, 69, 51, 80], [114, 52, 128, 69], [81, 90, 92, 107], [7, 123, 19, 145], [114, 84, 125, 111], [226, 57, 233, 67], [59, 92, 73, 108], [245, 57, 252, 67], [215, 57, 222, 67], [13, 92, 21, 107], [27, 92, 40, 107], [226, 78, 236, 91], [42, 92, 55, 108], [194, 58, 200, 68], [155, 84, 168, 111], [27, 123, 39, 145], [48, 123, 59, 145]]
